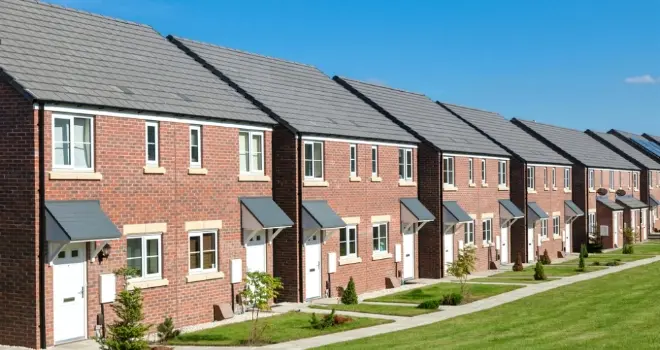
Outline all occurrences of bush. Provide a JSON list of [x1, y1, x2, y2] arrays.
[[533, 261, 547, 280], [309, 309, 352, 329], [580, 244, 589, 258], [157, 316, 180, 343], [539, 249, 552, 265], [577, 254, 586, 272], [417, 299, 442, 309], [441, 293, 463, 306], [447, 245, 477, 296], [587, 243, 603, 253], [591, 261, 601, 266], [512, 252, 524, 272], [605, 261, 621, 266], [622, 243, 634, 254], [623, 226, 635, 244], [341, 277, 358, 305]]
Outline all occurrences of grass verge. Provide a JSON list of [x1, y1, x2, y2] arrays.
[[364, 283, 521, 304], [308, 303, 437, 317]]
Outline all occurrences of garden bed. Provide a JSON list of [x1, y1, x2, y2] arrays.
[[364, 283, 521, 304], [309, 303, 438, 316], [492, 265, 606, 278]]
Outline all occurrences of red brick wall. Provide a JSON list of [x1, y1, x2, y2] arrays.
[[0, 81, 40, 348], [417, 144, 442, 278], [509, 160, 527, 263], [42, 111, 273, 345]]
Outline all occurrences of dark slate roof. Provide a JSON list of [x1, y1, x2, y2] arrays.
[[46, 200, 121, 242], [169, 38, 417, 144], [513, 119, 639, 170], [439, 103, 570, 165], [401, 198, 435, 222], [564, 200, 585, 217], [587, 131, 660, 170], [240, 197, 293, 229], [302, 200, 346, 229], [528, 202, 549, 220], [616, 196, 648, 209], [443, 201, 472, 224], [597, 197, 625, 211], [499, 199, 524, 219], [0, 0, 273, 125], [333, 77, 507, 155], [649, 195, 660, 207]]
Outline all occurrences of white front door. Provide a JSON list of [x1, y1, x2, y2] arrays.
[[500, 226, 509, 264], [305, 231, 322, 300], [53, 243, 87, 344], [642, 209, 648, 240], [246, 230, 267, 273], [613, 213, 619, 247], [443, 226, 454, 273], [527, 223, 535, 262], [402, 226, 415, 280], [565, 223, 571, 253]]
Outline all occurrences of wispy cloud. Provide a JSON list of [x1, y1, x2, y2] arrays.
[[624, 75, 657, 84]]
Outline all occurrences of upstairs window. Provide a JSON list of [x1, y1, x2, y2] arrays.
[[619, 171, 623, 188], [633, 172, 639, 189], [482, 218, 492, 243], [609, 170, 614, 190], [543, 168, 548, 188], [588, 213, 596, 234], [304, 141, 323, 179], [588, 169, 595, 189], [189, 125, 202, 168], [552, 168, 556, 188], [564, 168, 571, 189], [349, 144, 357, 177], [443, 156, 455, 186], [498, 160, 507, 186], [468, 158, 474, 184], [527, 166, 535, 190], [371, 146, 378, 176], [399, 148, 413, 181], [239, 131, 264, 174], [599, 170, 604, 187], [481, 159, 487, 184], [53, 114, 94, 170], [649, 171, 653, 188], [145, 121, 159, 166]]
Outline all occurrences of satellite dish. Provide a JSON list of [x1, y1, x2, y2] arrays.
[[596, 188, 608, 196], [616, 189, 627, 196]]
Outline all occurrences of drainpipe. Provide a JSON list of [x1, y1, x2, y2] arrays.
[[297, 133, 304, 302], [439, 150, 445, 278], [38, 101, 46, 349]]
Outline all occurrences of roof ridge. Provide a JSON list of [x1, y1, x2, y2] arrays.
[[440, 101, 500, 115], [35, 0, 151, 28], [338, 76, 427, 97], [171, 35, 318, 69], [515, 118, 579, 132]]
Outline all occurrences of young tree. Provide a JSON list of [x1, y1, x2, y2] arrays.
[[622, 226, 635, 254], [512, 252, 524, 272], [447, 245, 477, 296], [578, 253, 586, 272], [341, 277, 358, 305], [540, 249, 552, 265], [533, 261, 547, 280], [580, 243, 589, 258], [241, 271, 283, 345]]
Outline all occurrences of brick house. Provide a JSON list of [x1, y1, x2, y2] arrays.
[[169, 38, 432, 302], [334, 78, 513, 278], [0, 1, 296, 347], [512, 119, 641, 251], [437, 105, 578, 262]]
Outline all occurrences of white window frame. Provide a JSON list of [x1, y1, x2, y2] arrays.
[[482, 218, 492, 244], [543, 167, 548, 188], [588, 213, 596, 234], [464, 221, 474, 245], [541, 219, 548, 238], [52, 114, 94, 171], [349, 144, 357, 177], [468, 158, 474, 184], [188, 230, 218, 274], [564, 168, 571, 189], [304, 141, 324, 180], [498, 160, 507, 186], [553, 216, 560, 237], [372, 223, 389, 253], [633, 172, 639, 189], [527, 166, 535, 190], [609, 170, 614, 190], [588, 169, 595, 189], [189, 125, 202, 168], [443, 156, 455, 186], [371, 145, 378, 177], [620, 171, 623, 188], [239, 130, 264, 174], [399, 148, 413, 181], [126, 234, 162, 281], [552, 168, 556, 188], [481, 159, 487, 184], [600, 170, 604, 187], [145, 121, 159, 167], [340, 225, 358, 258]]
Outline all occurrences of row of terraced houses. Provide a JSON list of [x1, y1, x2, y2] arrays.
[[2, 0, 660, 348]]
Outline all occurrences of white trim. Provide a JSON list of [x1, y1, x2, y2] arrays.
[[188, 230, 218, 274], [304, 140, 324, 180], [527, 163, 572, 168], [239, 130, 265, 175], [189, 125, 202, 168], [301, 135, 417, 148], [126, 234, 162, 282], [145, 121, 159, 167], [399, 148, 414, 181], [349, 144, 357, 177], [444, 153, 509, 160], [443, 156, 455, 186], [339, 225, 358, 258], [371, 145, 378, 177], [588, 167, 640, 172], [51, 113, 95, 171], [40, 104, 273, 131]]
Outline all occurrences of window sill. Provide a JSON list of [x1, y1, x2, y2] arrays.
[[588, 189, 596, 193], [498, 185, 509, 191], [128, 278, 169, 290], [304, 180, 329, 187], [544, 186, 549, 191], [372, 252, 393, 261], [540, 237, 550, 242], [564, 188, 572, 193], [552, 187, 558, 191], [370, 176, 382, 182], [188, 168, 208, 175], [443, 184, 459, 191], [349, 176, 362, 182], [239, 174, 270, 182], [49, 171, 103, 180], [528, 188, 537, 194], [482, 242, 493, 248], [399, 180, 417, 187], [339, 256, 363, 266], [609, 189, 615, 193], [468, 183, 476, 188], [553, 235, 561, 240], [481, 183, 489, 188], [186, 271, 224, 283], [634, 188, 639, 192], [143, 166, 166, 174]]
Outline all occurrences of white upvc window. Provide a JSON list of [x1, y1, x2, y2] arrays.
[[600, 170, 604, 187], [498, 160, 507, 186], [239, 130, 264, 174], [629, 171, 632, 188], [52, 114, 94, 170], [145, 121, 159, 166], [527, 166, 535, 190], [399, 148, 413, 181], [552, 168, 556, 188], [349, 144, 357, 177], [482, 218, 492, 243], [468, 158, 474, 184], [609, 170, 615, 190], [340, 225, 357, 257], [189, 231, 217, 274], [372, 223, 388, 253], [588, 169, 595, 189], [543, 168, 548, 187], [564, 168, 571, 189], [553, 216, 560, 236], [304, 141, 324, 179], [481, 159, 487, 184], [443, 156, 455, 186], [127, 234, 162, 280], [541, 219, 548, 238], [588, 213, 596, 234], [371, 146, 378, 176], [464, 221, 475, 245], [649, 171, 653, 188], [189, 125, 202, 168], [619, 171, 623, 188], [633, 172, 639, 189]]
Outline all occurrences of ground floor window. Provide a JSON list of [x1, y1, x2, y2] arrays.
[[588, 213, 596, 234], [127, 234, 161, 280], [372, 223, 388, 253], [464, 221, 475, 245], [541, 219, 548, 238], [340, 225, 357, 257], [189, 231, 217, 273], [482, 218, 492, 243]]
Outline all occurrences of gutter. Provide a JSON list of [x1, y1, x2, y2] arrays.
[[38, 102, 46, 349]]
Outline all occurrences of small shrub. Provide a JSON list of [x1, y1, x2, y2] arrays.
[[309, 309, 337, 330], [533, 261, 547, 280], [447, 245, 477, 297], [441, 293, 463, 306], [417, 299, 442, 309], [341, 277, 358, 305], [587, 243, 603, 253], [623, 226, 635, 244], [540, 249, 552, 265], [622, 243, 634, 254], [512, 252, 524, 272], [605, 261, 621, 267], [577, 253, 586, 272], [580, 244, 589, 258], [157, 316, 180, 343], [591, 261, 601, 266], [333, 314, 353, 325]]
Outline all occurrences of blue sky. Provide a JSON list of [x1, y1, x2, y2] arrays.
[[52, 0, 660, 134]]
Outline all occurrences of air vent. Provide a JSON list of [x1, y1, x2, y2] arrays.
[[176, 93, 192, 102]]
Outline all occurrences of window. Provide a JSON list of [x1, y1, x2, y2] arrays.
[[552, 168, 556, 188], [304, 141, 323, 179], [498, 160, 507, 186], [633, 172, 639, 189], [145, 121, 159, 166], [482, 218, 492, 243], [53, 114, 94, 170], [399, 148, 413, 181], [527, 166, 535, 190], [371, 146, 378, 176], [372, 223, 388, 253], [543, 168, 548, 188], [189, 231, 217, 273], [189, 125, 201, 168], [619, 171, 623, 188], [564, 168, 571, 189], [468, 158, 474, 184], [443, 156, 455, 186], [609, 171, 614, 190], [588, 213, 596, 234], [340, 225, 357, 257], [481, 159, 487, 184], [588, 169, 594, 189], [540, 219, 548, 238], [649, 171, 653, 188], [553, 216, 560, 236], [464, 221, 474, 245], [629, 171, 632, 188], [127, 235, 161, 280], [239, 131, 264, 174], [600, 170, 604, 187], [349, 144, 357, 177]]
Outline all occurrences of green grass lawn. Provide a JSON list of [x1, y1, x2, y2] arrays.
[[468, 277, 558, 284], [316, 262, 660, 350], [168, 311, 391, 346], [364, 283, 521, 304], [308, 303, 437, 317], [492, 265, 606, 278], [608, 243, 660, 255], [557, 253, 648, 266]]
